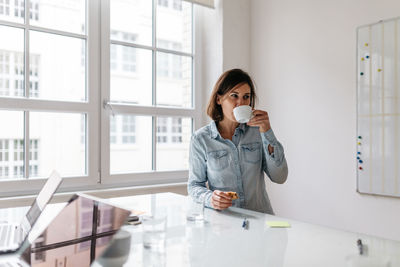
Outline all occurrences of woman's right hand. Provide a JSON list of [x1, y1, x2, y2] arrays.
[[211, 190, 232, 210]]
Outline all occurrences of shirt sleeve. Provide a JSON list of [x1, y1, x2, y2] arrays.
[[261, 129, 288, 184], [187, 134, 214, 208]]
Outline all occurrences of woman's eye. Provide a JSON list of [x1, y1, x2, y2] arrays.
[[230, 94, 238, 98], [244, 95, 250, 100]]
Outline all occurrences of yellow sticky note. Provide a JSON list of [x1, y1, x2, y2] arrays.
[[266, 221, 291, 228]]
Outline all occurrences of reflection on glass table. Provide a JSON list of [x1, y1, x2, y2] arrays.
[[93, 193, 400, 267], [23, 194, 130, 267]]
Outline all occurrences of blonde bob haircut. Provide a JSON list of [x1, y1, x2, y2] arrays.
[[207, 68, 256, 122]]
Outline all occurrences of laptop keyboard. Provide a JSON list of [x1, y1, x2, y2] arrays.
[[0, 224, 14, 247]]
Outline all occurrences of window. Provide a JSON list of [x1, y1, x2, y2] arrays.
[[0, 51, 10, 96], [158, 0, 182, 11], [0, 0, 202, 196], [158, 0, 168, 8], [110, 31, 137, 73], [157, 117, 168, 143], [173, 0, 182, 11], [107, 0, 196, 177], [0, 138, 38, 179], [157, 117, 183, 144], [14, 0, 24, 19], [122, 116, 136, 144], [0, 0, 10, 16], [0, 1, 89, 189], [157, 40, 183, 79]]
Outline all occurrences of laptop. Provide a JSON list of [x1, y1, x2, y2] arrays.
[[0, 193, 131, 267], [0, 171, 63, 254], [21, 193, 131, 266]]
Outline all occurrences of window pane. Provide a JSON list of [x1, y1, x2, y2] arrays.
[[156, 117, 191, 171], [0, 0, 24, 24], [30, 31, 86, 101], [110, 46, 152, 105], [110, 115, 152, 174], [111, 0, 152, 46], [0, 25, 24, 98], [30, 112, 86, 178], [29, 0, 86, 35], [157, 0, 192, 53], [156, 53, 192, 107], [0, 111, 24, 179]]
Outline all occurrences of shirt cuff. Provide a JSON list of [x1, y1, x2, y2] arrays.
[[261, 129, 278, 145], [205, 191, 213, 209]]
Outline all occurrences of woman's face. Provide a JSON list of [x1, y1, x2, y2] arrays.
[[217, 83, 251, 123]]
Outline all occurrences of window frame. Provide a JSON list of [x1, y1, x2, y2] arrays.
[[0, 0, 100, 197], [100, 0, 201, 187], [0, 0, 202, 197]]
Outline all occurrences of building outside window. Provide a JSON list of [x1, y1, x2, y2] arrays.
[[0, 51, 10, 96], [0, 138, 38, 179], [122, 115, 136, 144], [14, 0, 24, 18], [157, 40, 182, 79], [158, 0, 168, 8], [157, 117, 183, 144], [158, 0, 182, 11], [0, 0, 11, 16]]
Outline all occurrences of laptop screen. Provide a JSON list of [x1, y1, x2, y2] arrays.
[[21, 193, 130, 266], [22, 171, 62, 231]]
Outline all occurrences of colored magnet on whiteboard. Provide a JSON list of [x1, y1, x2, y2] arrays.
[[359, 160, 363, 163], [378, 69, 382, 72], [358, 142, 361, 145], [359, 167, 363, 170], [357, 152, 361, 155], [364, 43, 368, 47], [360, 72, 364, 76], [357, 156, 360, 160], [361, 57, 365, 61], [358, 136, 362, 139], [366, 55, 369, 59]]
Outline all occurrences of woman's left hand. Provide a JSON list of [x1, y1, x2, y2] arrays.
[[246, 109, 271, 133]]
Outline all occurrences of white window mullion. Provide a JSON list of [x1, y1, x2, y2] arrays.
[[23, 111, 29, 178], [152, 116, 156, 170], [88, 0, 102, 184], [152, 0, 157, 171], [24, 0, 30, 179], [193, 4, 202, 130], [99, 0, 111, 180]]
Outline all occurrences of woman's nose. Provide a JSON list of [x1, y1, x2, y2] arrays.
[[237, 98, 245, 106]]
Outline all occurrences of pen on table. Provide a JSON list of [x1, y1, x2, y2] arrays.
[[357, 239, 363, 255], [242, 218, 249, 230]]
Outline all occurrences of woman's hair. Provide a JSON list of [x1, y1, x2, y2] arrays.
[[207, 68, 256, 122]]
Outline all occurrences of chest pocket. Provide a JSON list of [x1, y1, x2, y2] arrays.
[[207, 150, 229, 171], [241, 142, 261, 163]]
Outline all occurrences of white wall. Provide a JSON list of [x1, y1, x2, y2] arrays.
[[250, 0, 400, 241], [195, 0, 224, 127], [222, 0, 250, 71], [196, 0, 251, 127]]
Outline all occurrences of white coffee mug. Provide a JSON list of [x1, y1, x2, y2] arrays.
[[97, 229, 131, 267], [233, 105, 253, 123]]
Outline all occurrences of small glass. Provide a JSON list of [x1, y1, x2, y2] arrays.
[[186, 197, 205, 222], [142, 215, 167, 250]]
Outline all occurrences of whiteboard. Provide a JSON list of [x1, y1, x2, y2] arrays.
[[357, 17, 400, 197]]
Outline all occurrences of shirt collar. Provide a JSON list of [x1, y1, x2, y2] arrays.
[[209, 121, 247, 139], [210, 121, 220, 139]]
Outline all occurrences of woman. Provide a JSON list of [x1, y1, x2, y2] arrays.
[[187, 69, 288, 214]]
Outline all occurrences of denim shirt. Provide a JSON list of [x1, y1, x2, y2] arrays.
[[187, 120, 288, 214]]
